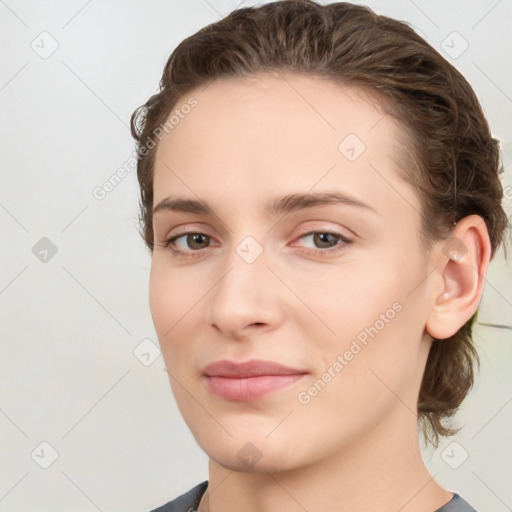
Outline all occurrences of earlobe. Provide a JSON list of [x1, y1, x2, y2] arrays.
[[425, 215, 491, 340]]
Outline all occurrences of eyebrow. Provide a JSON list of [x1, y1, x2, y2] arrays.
[[153, 191, 379, 216], [153, 191, 378, 217]]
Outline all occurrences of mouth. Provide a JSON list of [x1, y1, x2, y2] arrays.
[[201, 359, 309, 401]]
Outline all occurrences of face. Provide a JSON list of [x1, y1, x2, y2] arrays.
[[149, 73, 435, 472]]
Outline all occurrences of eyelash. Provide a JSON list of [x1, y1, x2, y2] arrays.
[[159, 230, 353, 259]]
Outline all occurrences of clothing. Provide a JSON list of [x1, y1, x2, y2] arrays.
[[148, 481, 478, 512]]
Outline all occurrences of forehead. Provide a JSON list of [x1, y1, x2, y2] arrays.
[[159, 72, 394, 156], [152, 72, 416, 219]]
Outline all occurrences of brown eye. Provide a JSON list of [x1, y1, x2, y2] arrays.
[[312, 232, 340, 249], [292, 230, 353, 256], [163, 232, 213, 256], [185, 233, 210, 250]]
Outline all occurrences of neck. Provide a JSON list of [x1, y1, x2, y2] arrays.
[[198, 412, 452, 512]]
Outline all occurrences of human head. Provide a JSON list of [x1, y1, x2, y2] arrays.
[[130, 0, 509, 449]]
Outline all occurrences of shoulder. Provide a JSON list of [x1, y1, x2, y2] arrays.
[[147, 481, 209, 512], [435, 493, 478, 512], [146, 484, 477, 512]]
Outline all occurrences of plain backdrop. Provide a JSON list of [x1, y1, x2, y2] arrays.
[[1, 1, 511, 511]]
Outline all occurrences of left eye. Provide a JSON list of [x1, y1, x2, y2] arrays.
[[294, 231, 351, 251]]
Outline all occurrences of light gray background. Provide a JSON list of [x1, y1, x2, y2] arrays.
[[0, 1, 511, 511]]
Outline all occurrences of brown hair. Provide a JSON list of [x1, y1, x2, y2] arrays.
[[130, 0, 510, 446]]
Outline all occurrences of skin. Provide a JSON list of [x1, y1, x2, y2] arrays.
[[149, 72, 491, 512]]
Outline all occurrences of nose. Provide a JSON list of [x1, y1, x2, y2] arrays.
[[205, 247, 283, 340]]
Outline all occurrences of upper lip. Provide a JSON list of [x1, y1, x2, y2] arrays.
[[202, 359, 308, 378]]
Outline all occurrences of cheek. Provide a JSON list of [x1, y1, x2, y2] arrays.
[[284, 258, 399, 341], [148, 261, 213, 382], [288, 255, 423, 396], [148, 261, 196, 335], [148, 265, 208, 434], [148, 263, 193, 369], [295, 309, 418, 434], [148, 266, 173, 337]]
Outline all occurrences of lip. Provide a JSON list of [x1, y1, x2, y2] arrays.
[[202, 359, 308, 401], [202, 359, 307, 378]]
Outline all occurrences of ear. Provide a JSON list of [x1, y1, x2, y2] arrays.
[[425, 215, 492, 340]]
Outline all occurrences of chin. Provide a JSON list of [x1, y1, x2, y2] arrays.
[[208, 447, 301, 474], [192, 429, 306, 473]]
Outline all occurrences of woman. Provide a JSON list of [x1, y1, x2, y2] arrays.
[[130, 1, 509, 510]]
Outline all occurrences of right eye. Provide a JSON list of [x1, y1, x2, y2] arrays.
[[162, 232, 216, 257]]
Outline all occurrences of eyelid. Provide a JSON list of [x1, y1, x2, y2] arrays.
[[290, 220, 355, 242], [164, 222, 215, 239]]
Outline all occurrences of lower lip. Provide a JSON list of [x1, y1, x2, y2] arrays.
[[204, 374, 306, 401]]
